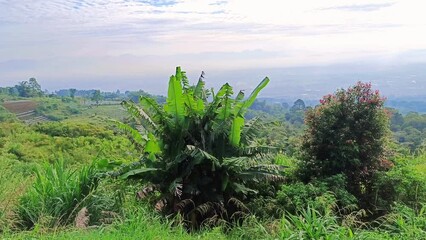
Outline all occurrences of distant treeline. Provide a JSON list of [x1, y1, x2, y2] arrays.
[[387, 100, 426, 114]]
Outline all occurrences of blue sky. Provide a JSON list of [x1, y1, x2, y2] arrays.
[[1, 0, 426, 99]]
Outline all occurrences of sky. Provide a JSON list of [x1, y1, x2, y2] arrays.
[[1, 0, 426, 99]]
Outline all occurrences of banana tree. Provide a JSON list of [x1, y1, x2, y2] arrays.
[[115, 67, 284, 228]]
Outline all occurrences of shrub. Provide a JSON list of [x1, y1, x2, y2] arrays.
[[45, 114, 64, 121], [299, 82, 390, 210], [34, 122, 113, 139], [17, 160, 100, 229], [0, 105, 16, 122], [277, 175, 356, 215], [374, 155, 426, 212]]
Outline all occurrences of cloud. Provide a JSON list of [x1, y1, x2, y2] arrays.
[[1, 0, 426, 96], [135, 0, 180, 7], [321, 3, 395, 12]]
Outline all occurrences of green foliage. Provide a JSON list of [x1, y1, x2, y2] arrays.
[[0, 119, 137, 231], [91, 90, 103, 105], [278, 206, 354, 240], [6, 203, 426, 239], [374, 154, 426, 212], [0, 121, 137, 165], [2, 74, 426, 239], [14, 78, 44, 98], [17, 160, 100, 229], [391, 111, 426, 152], [278, 183, 336, 215], [35, 97, 82, 120], [34, 122, 113, 139], [69, 89, 77, 99], [0, 158, 28, 233], [277, 175, 357, 215], [378, 204, 426, 239], [0, 105, 16, 122], [116, 67, 283, 228], [5, 203, 231, 240], [299, 82, 391, 210]]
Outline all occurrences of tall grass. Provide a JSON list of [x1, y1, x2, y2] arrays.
[[278, 206, 354, 240], [5, 203, 426, 239], [378, 204, 426, 239], [16, 159, 100, 229], [0, 158, 29, 233], [6, 204, 229, 240]]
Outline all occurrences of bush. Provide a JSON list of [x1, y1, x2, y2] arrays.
[[17, 160, 100, 229], [277, 182, 336, 214], [299, 82, 390, 210], [45, 114, 64, 121], [34, 122, 113, 139], [374, 155, 426, 212], [0, 105, 16, 122], [277, 175, 357, 215]]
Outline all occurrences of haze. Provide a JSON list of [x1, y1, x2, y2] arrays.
[[1, 0, 426, 99]]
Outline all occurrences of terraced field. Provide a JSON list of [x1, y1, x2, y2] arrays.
[[2, 100, 49, 123], [2, 100, 37, 114]]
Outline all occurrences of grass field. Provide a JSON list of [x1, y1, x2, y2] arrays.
[[75, 105, 127, 121]]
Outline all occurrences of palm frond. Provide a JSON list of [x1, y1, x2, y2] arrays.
[[185, 145, 221, 168], [176, 199, 195, 212], [239, 170, 285, 182], [195, 202, 214, 217], [229, 182, 258, 195], [241, 117, 262, 142], [122, 100, 157, 128], [119, 167, 159, 179], [139, 96, 170, 126], [109, 119, 147, 146], [228, 197, 249, 212]]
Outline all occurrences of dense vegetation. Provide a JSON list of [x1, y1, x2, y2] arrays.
[[0, 68, 425, 239]]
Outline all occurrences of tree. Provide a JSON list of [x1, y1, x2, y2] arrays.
[[290, 99, 305, 112], [112, 67, 283, 228], [91, 90, 102, 105], [299, 82, 390, 210], [69, 88, 77, 99], [15, 78, 43, 97]]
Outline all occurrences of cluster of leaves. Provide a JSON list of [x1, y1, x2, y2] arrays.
[[299, 82, 391, 211], [115, 67, 284, 228]]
